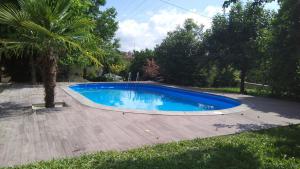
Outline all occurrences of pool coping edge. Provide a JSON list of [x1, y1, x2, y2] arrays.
[[61, 83, 251, 116]]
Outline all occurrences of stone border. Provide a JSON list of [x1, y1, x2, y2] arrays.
[[61, 83, 251, 116]]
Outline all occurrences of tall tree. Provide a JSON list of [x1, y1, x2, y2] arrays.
[[204, 15, 238, 87], [0, 0, 101, 107], [223, 0, 300, 97], [229, 2, 265, 93], [208, 2, 269, 93], [155, 19, 207, 85], [269, 0, 300, 97]]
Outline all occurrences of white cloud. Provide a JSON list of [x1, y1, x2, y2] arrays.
[[117, 6, 223, 51], [204, 6, 223, 17]]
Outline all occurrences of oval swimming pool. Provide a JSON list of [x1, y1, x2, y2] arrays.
[[69, 83, 241, 113]]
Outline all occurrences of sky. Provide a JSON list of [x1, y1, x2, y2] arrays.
[[103, 0, 279, 52]]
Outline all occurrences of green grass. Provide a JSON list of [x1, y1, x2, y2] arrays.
[[201, 87, 300, 102], [201, 87, 271, 97], [4, 125, 300, 169]]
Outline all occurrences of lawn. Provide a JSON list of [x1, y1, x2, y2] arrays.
[[201, 87, 300, 102], [201, 87, 271, 97], [4, 125, 300, 169]]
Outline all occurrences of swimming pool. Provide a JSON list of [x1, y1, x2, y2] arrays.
[[69, 83, 241, 113]]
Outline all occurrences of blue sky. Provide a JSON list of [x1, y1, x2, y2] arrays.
[[103, 0, 279, 51]]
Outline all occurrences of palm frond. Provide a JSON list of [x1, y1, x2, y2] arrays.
[[0, 0, 103, 66], [51, 0, 71, 20], [61, 17, 95, 35], [0, 3, 29, 26], [0, 38, 28, 58], [20, 20, 54, 37]]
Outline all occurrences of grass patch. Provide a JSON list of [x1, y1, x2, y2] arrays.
[[201, 87, 271, 97], [4, 125, 300, 169], [201, 87, 300, 102]]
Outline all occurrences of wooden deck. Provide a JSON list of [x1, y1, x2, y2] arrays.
[[0, 83, 300, 167]]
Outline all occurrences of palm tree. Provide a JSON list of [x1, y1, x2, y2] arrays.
[[0, 0, 101, 107]]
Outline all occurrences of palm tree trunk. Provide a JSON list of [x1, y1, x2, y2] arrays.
[[43, 48, 57, 108], [29, 55, 37, 85]]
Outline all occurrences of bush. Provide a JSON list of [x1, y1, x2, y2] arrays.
[[87, 73, 123, 82]]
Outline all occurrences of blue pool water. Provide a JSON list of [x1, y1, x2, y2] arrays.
[[70, 83, 240, 112]]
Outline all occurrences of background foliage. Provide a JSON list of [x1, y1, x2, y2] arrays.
[[151, 0, 299, 99], [1, 0, 299, 99]]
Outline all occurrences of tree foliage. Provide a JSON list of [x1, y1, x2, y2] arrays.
[[155, 19, 208, 86], [203, 15, 238, 87], [220, 0, 300, 98], [268, 0, 300, 97], [143, 58, 159, 80], [1, 0, 299, 100], [60, 0, 119, 67], [204, 2, 272, 93], [129, 49, 155, 80], [0, 0, 101, 107], [0, 0, 121, 83]]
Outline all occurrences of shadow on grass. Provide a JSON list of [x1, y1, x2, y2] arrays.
[[73, 125, 299, 169], [87, 143, 260, 169], [257, 125, 300, 159], [213, 123, 300, 160]]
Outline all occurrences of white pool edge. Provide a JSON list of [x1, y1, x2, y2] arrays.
[[61, 83, 251, 116]]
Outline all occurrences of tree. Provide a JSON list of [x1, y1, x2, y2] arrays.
[[268, 0, 300, 97], [203, 15, 238, 87], [101, 46, 124, 75], [62, 0, 120, 79], [129, 49, 155, 79], [207, 2, 270, 93], [247, 12, 274, 86], [68, 0, 118, 46], [155, 19, 208, 86], [94, 7, 118, 42], [0, 0, 101, 107], [229, 3, 262, 93], [223, 0, 300, 97], [223, 0, 274, 8], [143, 58, 159, 80]]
